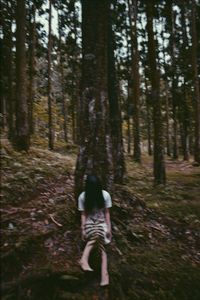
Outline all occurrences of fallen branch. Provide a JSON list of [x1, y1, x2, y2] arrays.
[[49, 214, 63, 227]]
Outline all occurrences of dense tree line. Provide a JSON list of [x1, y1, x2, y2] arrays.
[[0, 0, 200, 192]]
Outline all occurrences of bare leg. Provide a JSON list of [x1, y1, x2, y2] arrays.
[[100, 249, 109, 286], [79, 240, 95, 271]]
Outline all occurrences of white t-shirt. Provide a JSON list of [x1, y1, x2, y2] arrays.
[[78, 190, 112, 222]]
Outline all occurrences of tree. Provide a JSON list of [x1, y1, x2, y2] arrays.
[[75, 0, 114, 197], [108, 3, 125, 182], [128, 0, 141, 162], [191, 0, 200, 164], [146, 1, 166, 184], [1, 0, 15, 139], [14, 0, 30, 151], [71, 1, 80, 144], [179, 1, 191, 160], [28, 1, 37, 135], [57, 8, 68, 143], [166, 1, 179, 159], [47, 0, 54, 150]]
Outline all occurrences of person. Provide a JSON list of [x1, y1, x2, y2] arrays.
[[78, 174, 112, 286]]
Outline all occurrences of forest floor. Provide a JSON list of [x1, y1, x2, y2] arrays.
[[1, 139, 200, 300]]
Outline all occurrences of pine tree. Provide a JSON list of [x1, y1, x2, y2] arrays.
[[128, 0, 141, 162], [191, 0, 200, 164], [47, 0, 54, 150], [28, 1, 36, 135], [146, 1, 166, 184], [75, 0, 114, 197], [108, 3, 125, 182], [15, 0, 30, 151]]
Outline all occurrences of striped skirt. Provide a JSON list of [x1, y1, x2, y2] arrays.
[[84, 218, 111, 245]]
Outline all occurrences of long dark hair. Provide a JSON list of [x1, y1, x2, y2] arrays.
[[84, 175, 105, 212]]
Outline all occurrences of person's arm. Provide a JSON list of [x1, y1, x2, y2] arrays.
[[105, 208, 112, 239], [81, 211, 87, 240]]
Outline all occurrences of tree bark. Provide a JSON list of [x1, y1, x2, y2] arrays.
[[165, 87, 171, 157], [28, 1, 36, 135], [15, 0, 30, 151], [128, 0, 141, 163], [169, 1, 179, 159], [125, 23, 132, 154], [58, 11, 68, 143], [75, 0, 114, 198], [127, 88, 132, 154], [161, 27, 171, 157], [146, 1, 166, 184], [2, 2, 14, 138], [108, 4, 125, 182], [71, 6, 79, 144], [178, 3, 190, 160], [191, 0, 200, 164], [145, 80, 152, 156], [47, 0, 54, 150]]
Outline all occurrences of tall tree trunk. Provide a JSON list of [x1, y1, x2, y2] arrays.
[[128, 0, 141, 162], [71, 4, 80, 144], [127, 87, 131, 154], [191, 0, 200, 164], [145, 87, 152, 156], [71, 9, 76, 144], [143, 52, 152, 156], [165, 86, 171, 157], [179, 2, 190, 160], [125, 22, 132, 154], [1, 2, 7, 130], [172, 100, 178, 159], [169, 1, 178, 159], [58, 11, 68, 143], [180, 82, 190, 160], [15, 0, 30, 151], [47, 0, 54, 150], [108, 4, 124, 182], [161, 26, 171, 157], [146, 99, 152, 156], [2, 1, 14, 139], [146, 1, 166, 184], [71, 85, 76, 143], [73, 10, 81, 146], [75, 0, 114, 198], [28, 1, 36, 135]]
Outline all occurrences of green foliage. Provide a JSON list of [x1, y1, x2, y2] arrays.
[[0, 139, 76, 205]]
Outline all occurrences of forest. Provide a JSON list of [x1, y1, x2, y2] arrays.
[[1, 0, 200, 299]]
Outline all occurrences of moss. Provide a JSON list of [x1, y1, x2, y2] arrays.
[[115, 244, 200, 300], [1, 142, 75, 204]]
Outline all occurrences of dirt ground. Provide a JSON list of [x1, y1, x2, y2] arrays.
[[1, 145, 200, 300]]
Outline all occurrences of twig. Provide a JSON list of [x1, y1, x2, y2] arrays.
[[49, 214, 63, 227], [149, 224, 164, 233]]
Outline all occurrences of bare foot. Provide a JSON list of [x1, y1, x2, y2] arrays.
[[100, 272, 109, 286], [79, 260, 93, 272]]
